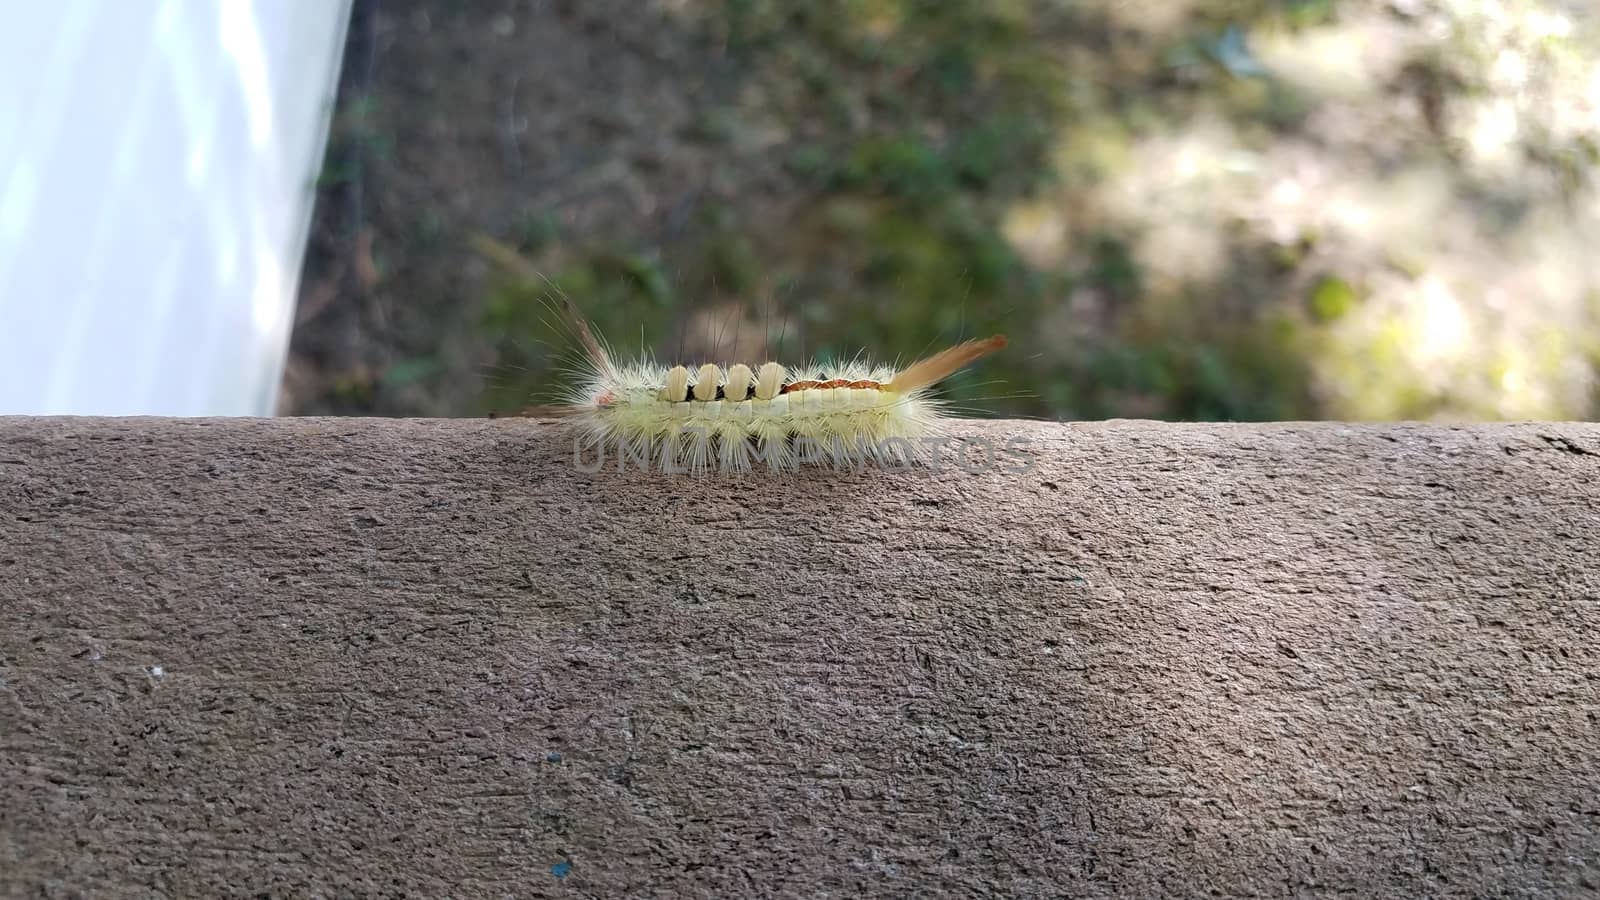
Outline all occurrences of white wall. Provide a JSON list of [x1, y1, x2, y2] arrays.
[[0, 0, 352, 415]]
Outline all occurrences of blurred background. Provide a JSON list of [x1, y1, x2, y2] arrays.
[[285, 0, 1600, 423]]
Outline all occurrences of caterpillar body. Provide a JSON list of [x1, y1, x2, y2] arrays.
[[557, 298, 1006, 473]]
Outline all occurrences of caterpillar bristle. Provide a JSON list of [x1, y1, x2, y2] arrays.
[[560, 295, 616, 379]]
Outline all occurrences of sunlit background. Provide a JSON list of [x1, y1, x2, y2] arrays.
[[4, 1, 1596, 421], [286, 0, 1600, 423]]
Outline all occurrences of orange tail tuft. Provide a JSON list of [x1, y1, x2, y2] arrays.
[[886, 335, 1007, 394]]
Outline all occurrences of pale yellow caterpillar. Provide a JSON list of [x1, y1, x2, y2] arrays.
[[555, 296, 1007, 473]]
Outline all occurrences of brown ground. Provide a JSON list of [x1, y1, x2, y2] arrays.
[[3, 417, 1598, 897]]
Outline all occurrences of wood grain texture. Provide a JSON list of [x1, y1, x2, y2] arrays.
[[1, 417, 1597, 898]]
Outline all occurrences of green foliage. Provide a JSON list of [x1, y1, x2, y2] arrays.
[[476, 0, 1600, 421], [1309, 277, 1358, 323]]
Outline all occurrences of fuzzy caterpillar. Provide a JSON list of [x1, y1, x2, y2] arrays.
[[555, 297, 1007, 473]]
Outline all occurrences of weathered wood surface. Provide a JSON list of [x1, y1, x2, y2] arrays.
[[1, 417, 1597, 898]]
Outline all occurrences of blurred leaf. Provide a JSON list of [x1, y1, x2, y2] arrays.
[[1309, 277, 1358, 322], [382, 357, 442, 389], [1209, 25, 1267, 78]]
